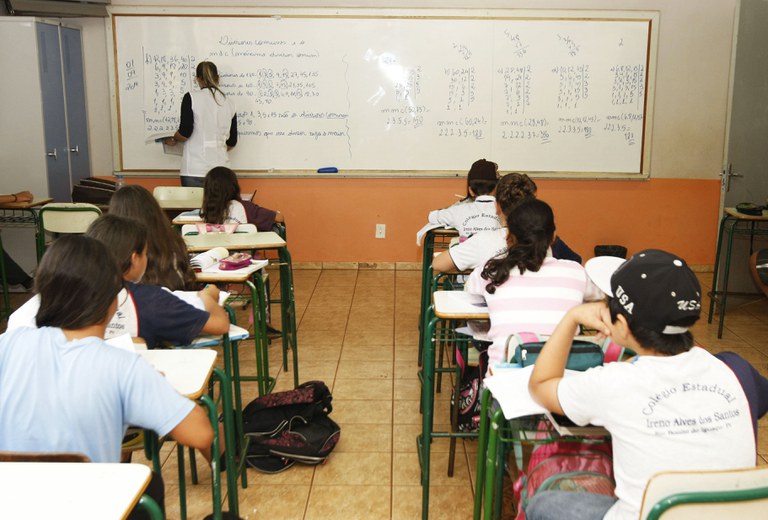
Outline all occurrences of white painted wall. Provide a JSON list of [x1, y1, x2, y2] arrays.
[[24, 0, 741, 180]]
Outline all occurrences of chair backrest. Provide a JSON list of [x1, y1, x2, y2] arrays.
[[639, 466, 768, 520], [0, 451, 90, 463], [39, 203, 102, 234], [152, 186, 204, 206]]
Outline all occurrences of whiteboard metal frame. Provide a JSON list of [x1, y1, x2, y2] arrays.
[[106, 6, 658, 180]]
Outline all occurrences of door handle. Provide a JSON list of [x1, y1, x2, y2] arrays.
[[69, 145, 80, 154], [46, 149, 57, 160], [719, 164, 743, 178]]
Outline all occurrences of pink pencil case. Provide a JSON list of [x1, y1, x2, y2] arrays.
[[219, 252, 252, 270]]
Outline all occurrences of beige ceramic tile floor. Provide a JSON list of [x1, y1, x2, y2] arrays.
[[4, 268, 767, 519]]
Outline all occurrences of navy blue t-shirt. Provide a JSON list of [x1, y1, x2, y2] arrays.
[[715, 351, 768, 439], [128, 282, 210, 348]]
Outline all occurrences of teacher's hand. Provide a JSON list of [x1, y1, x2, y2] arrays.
[[164, 137, 177, 146]]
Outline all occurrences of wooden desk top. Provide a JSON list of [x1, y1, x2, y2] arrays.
[[183, 230, 286, 252], [724, 207, 768, 221], [0, 197, 53, 210], [0, 462, 150, 519], [139, 349, 217, 399], [432, 291, 489, 320]]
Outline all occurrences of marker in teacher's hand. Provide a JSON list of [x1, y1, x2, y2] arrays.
[[317, 167, 338, 173]]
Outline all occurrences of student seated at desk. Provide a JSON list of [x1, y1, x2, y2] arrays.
[[528, 249, 768, 520], [202, 166, 284, 230], [109, 185, 198, 291], [419, 159, 502, 242], [8, 214, 229, 348], [465, 199, 600, 367], [432, 173, 581, 274], [1, 190, 35, 290], [0, 235, 214, 517]]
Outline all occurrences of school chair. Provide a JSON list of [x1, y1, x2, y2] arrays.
[[473, 333, 625, 520], [152, 186, 204, 210], [418, 228, 459, 367], [37, 202, 102, 258], [0, 451, 165, 519], [639, 466, 768, 520]]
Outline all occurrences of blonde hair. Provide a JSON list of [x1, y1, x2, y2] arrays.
[[196, 61, 226, 104]]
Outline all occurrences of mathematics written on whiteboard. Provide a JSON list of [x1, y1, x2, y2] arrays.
[[114, 14, 652, 174]]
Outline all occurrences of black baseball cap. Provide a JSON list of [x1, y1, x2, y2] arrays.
[[585, 249, 702, 334]]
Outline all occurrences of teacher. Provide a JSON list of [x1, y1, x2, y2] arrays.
[[165, 61, 238, 187]]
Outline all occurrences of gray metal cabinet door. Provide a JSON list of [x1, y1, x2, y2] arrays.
[[37, 22, 70, 202], [60, 26, 91, 188]]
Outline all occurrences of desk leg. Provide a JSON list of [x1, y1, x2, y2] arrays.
[[198, 367, 238, 518], [198, 393, 223, 520], [717, 218, 740, 338], [418, 234, 435, 367], [248, 277, 269, 396], [474, 389, 493, 520], [708, 215, 729, 324], [419, 315, 438, 520], [278, 246, 299, 388]]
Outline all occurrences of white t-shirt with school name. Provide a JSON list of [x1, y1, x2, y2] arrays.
[[427, 195, 501, 238], [557, 347, 755, 520], [448, 227, 508, 272]]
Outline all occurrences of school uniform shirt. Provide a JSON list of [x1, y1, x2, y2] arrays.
[[465, 256, 599, 366], [0, 327, 194, 463], [449, 230, 583, 272], [8, 284, 209, 349], [557, 347, 755, 520], [223, 200, 279, 231], [427, 195, 501, 238], [179, 89, 237, 178], [449, 228, 508, 272]]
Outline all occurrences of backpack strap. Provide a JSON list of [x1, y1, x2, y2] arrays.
[[601, 338, 624, 364]]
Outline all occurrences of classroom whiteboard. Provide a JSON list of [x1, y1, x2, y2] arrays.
[[112, 12, 654, 175]]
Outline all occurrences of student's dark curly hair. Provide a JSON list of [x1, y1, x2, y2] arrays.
[[201, 166, 241, 225], [608, 298, 697, 356], [481, 198, 555, 294], [495, 173, 538, 214]]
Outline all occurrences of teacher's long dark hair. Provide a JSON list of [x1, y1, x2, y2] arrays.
[[481, 198, 555, 294]]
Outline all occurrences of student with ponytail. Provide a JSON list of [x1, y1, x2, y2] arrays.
[[166, 61, 238, 187], [465, 198, 601, 366]]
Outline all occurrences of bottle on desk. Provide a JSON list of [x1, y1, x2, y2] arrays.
[[115, 174, 125, 191]]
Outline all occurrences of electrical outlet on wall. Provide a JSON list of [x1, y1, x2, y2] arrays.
[[375, 223, 386, 239]]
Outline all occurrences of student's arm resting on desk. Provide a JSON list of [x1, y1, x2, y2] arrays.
[[198, 285, 230, 335], [0, 191, 33, 204], [529, 302, 611, 416], [432, 250, 459, 273]]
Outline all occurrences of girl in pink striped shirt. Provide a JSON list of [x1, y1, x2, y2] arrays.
[[465, 198, 602, 366]]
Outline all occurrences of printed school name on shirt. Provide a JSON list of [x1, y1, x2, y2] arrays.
[[641, 382, 741, 437]]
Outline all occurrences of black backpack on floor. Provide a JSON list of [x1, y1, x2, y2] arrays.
[[242, 381, 341, 473]]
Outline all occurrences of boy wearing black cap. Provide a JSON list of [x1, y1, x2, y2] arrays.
[[527, 249, 766, 520], [423, 158, 502, 239]]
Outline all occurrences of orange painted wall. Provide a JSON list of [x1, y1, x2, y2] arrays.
[[128, 176, 721, 266]]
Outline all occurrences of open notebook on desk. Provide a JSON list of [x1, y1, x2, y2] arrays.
[[484, 366, 608, 436]]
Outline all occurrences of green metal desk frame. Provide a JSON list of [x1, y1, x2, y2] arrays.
[[707, 208, 768, 338]]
